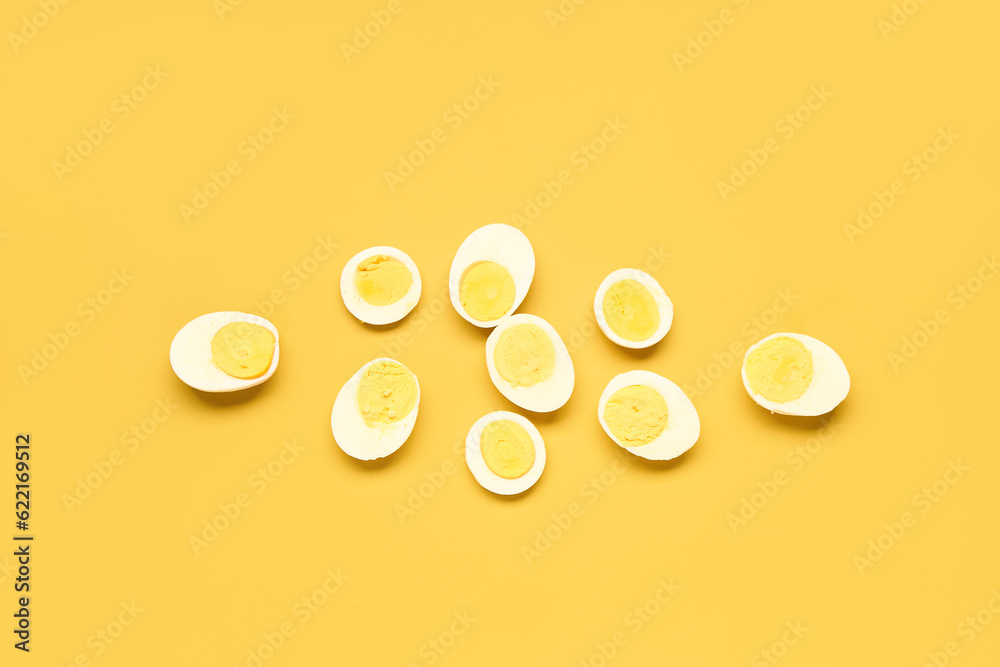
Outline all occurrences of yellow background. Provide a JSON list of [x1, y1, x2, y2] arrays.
[[3, 0, 1000, 664]]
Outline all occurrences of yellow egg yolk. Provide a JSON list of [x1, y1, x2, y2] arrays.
[[480, 419, 535, 479], [211, 322, 276, 379], [745, 337, 814, 403], [493, 324, 555, 387], [355, 255, 412, 306], [357, 361, 417, 424], [602, 279, 660, 342], [460, 261, 516, 322], [603, 385, 668, 446]]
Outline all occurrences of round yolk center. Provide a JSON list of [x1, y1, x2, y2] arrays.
[[480, 419, 535, 479], [602, 279, 660, 342], [493, 323, 555, 388], [745, 337, 814, 403], [355, 255, 412, 306], [603, 385, 668, 446], [211, 322, 276, 379], [460, 261, 516, 322], [356, 361, 417, 424]]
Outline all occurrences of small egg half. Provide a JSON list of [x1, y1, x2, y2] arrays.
[[170, 311, 279, 392], [341, 246, 421, 325], [449, 224, 535, 327], [594, 268, 673, 349], [465, 411, 546, 495], [741, 332, 849, 416], [485, 314, 574, 412], [598, 370, 700, 461], [331, 357, 420, 460]]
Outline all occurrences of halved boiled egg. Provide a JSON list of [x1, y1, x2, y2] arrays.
[[340, 246, 421, 325], [449, 224, 535, 327], [331, 357, 420, 460], [465, 411, 546, 495], [485, 314, 574, 412], [598, 370, 700, 461], [170, 311, 279, 392], [741, 333, 849, 416], [594, 268, 673, 349]]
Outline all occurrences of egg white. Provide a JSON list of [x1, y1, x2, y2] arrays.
[[465, 411, 546, 495], [741, 332, 850, 416], [448, 224, 535, 328], [594, 268, 674, 349], [485, 314, 575, 413], [331, 357, 420, 460], [597, 370, 700, 461], [169, 311, 280, 393], [340, 246, 422, 326]]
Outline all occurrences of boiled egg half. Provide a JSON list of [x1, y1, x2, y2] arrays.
[[594, 268, 673, 349], [465, 411, 546, 495], [341, 246, 421, 325], [741, 333, 850, 416], [485, 314, 574, 412], [170, 311, 279, 392], [332, 357, 420, 460], [598, 370, 700, 461], [449, 224, 534, 327]]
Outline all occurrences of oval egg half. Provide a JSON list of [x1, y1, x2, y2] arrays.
[[449, 224, 535, 327], [465, 411, 546, 495], [598, 370, 700, 461], [741, 332, 850, 416], [169, 311, 279, 393], [341, 246, 422, 325], [594, 268, 673, 349], [331, 357, 420, 460], [485, 314, 574, 412]]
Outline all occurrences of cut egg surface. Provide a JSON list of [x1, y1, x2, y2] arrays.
[[594, 268, 673, 349], [485, 314, 575, 412], [465, 411, 546, 495], [332, 358, 420, 460], [449, 224, 535, 327], [170, 311, 279, 393], [742, 332, 849, 416], [341, 246, 422, 325], [598, 370, 699, 461]]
